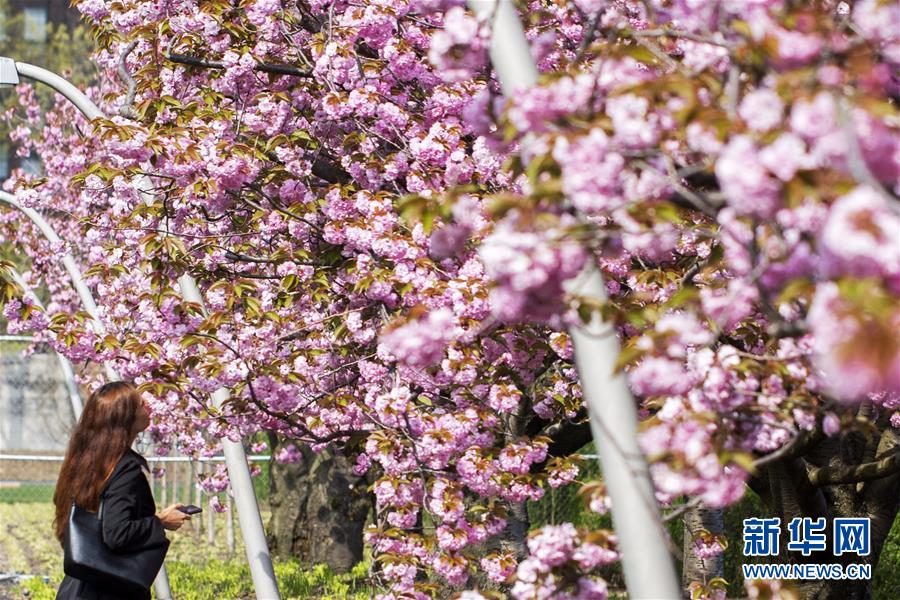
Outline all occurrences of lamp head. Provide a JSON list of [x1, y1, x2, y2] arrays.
[[0, 58, 20, 86]]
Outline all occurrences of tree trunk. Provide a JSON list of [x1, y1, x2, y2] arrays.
[[500, 410, 530, 559], [682, 506, 724, 595], [266, 436, 371, 573], [798, 576, 873, 600], [501, 500, 530, 559], [750, 424, 900, 600]]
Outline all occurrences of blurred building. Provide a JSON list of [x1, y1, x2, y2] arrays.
[[3, 0, 83, 42], [0, 343, 75, 452], [0, 0, 86, 178]]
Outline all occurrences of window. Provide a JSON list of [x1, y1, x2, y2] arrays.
[[0, 145, 9, 180], [21, 155, 43, 176], [23, 7, 48, 43]]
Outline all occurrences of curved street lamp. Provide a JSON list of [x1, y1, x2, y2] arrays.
[[0, 57, 280, 599]]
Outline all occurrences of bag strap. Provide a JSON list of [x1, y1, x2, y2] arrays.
[[69, 497, 104, 521]]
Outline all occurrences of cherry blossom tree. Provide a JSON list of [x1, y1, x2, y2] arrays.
[[1, 1, 898, 599]]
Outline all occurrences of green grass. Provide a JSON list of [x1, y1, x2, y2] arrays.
[[0, 501, 262, 575], [873, 515, 900, 600], [0, 482, 56, 504], [162, 559, 372, 599], [2, 498, 373, 599], [17, 576, 59, 600], [16, 560, 373, 600], [0, 503, 64, 574]]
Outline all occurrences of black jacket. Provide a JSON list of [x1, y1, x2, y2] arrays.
[[56, 449, 169, 600]]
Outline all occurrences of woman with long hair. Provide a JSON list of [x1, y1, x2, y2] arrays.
[[53, 381, 191, 600]]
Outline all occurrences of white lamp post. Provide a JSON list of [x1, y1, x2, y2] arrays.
[[465, 3, 680, 598], [0, 57, 280, 599]]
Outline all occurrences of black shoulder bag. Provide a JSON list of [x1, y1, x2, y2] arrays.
[[63, 500, 169, 593]]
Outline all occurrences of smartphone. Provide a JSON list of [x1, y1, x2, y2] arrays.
[[178, 504, 203, 515]]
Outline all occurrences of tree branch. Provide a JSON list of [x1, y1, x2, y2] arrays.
[[632, 28, 733, 49], [662, 496, 703, 523], [808, 448, 900, 486], [117, 41, 139, 119], [310, 154, 351, 184], [188, 332, 366, 444], [545, 420, 593, 459], [167, 53, 312, 78]]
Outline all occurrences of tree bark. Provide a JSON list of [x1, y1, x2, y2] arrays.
[[681, 506, 724, 596], [266, 436, 371, 573], [501, 500, 531, 559]]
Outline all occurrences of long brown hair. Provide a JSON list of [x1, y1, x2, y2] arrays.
[[53, 381, 143, 543]]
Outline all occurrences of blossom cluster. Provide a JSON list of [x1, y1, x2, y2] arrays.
[[511, 524, 616, 600]]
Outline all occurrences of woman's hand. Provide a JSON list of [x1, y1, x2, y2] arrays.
[[157, 504, 191, 531]]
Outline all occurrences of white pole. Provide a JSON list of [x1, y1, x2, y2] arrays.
[[56, 351, 83, 421], [172, 459, 179, 504], [465, 3, 680, 597], [4, 58, 280, 599], [192, 460, 202, 534], [179, 275, 280, 598], [226, 488, 236, 557], [160, 466, 168, 508]]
